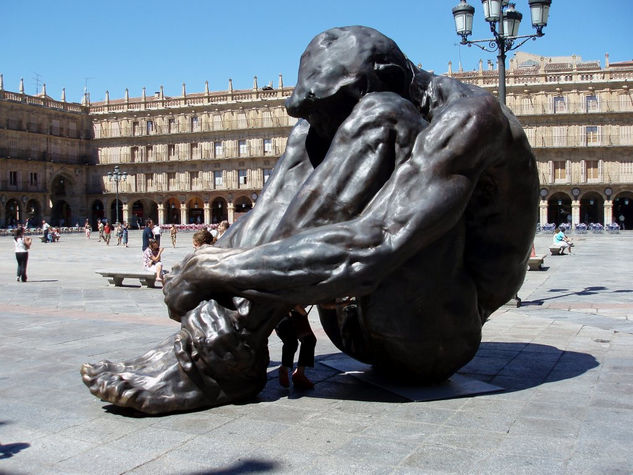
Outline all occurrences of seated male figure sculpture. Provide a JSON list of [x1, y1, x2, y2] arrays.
[[81, 26, 538, 414]]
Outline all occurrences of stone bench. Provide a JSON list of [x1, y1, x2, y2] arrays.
[[528, 254, 546, 270], [96, 271, 159, 288], [549, 246, 564, 256]]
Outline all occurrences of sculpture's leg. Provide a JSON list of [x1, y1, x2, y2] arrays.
[[81, 299, 281, 414]]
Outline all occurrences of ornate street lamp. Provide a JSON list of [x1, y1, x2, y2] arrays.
[[107, 165, 127, 224], [452, 0, 552, 104]]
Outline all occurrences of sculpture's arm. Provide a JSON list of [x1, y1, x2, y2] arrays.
[[164, 94, 507, 316], [215, 120, 314, 248]]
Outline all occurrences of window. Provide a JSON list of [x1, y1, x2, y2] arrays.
[[190, 143, 198, 160], [552, 127, 567, 147], [191, 116, 200, 132], [586, 126, 599, 146], [50, 120, 60, 136], [132, 121, 140, 136], [214, 141, 223, 158], [168, 172, 177, 190], [238, 139, 247, 156], [111, 121, 120, 137], [190, 171, 200, 189], [68, 122, 77, 138], [586, 160, 600, 181], [168, 144, 176, 160], [263, 168, 273, 183], [146, 145, 153, 161], [214, 171, 223, 187], [620, 125, 633, 145], [553, 161, 567, 181], [520, 97, 533, 114], [620, 94, 633, 112], [168, 118, 176, 133], [264, 138, 272, 154], [146, 120, 154, 135], [586, 95, 599, 113], [145, 174, 153, 190], [621, 160, 633, 181], [553, 96, 566, 113], [9, 171, 17, 186], [30, 172, 38, 186], [131, 147, 138, 163], [238, 169, 248, 186]]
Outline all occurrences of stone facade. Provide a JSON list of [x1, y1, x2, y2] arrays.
[[449, 52, 633, 230], [0, 82, 93, 227], [2, 54, 633, 230]]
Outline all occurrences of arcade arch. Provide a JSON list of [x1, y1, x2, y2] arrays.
[[613, 192, 633, 230], [547, 192, 572, 226], [211, 197, 228, 224]]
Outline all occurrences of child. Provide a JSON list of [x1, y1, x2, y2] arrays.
[[275, 305, 316, 389], [192, 229, 214, 249]]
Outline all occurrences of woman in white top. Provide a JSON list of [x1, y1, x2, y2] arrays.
[[14, 226, 32, 282]]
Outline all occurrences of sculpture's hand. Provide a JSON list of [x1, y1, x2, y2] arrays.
[[163, 246, 244, 321]]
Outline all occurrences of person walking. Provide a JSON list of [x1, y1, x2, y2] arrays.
[[84, 219, 91, 239], [142, 219, 154, 251], [98, 220, 104, 242], [170, 225, 177, 248], [14, 226, 32, 282], [152, 222, 162, 246]]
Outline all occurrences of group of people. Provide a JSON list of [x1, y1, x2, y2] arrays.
[[91, 219, 129, 247], [41, 220, 60, 243]]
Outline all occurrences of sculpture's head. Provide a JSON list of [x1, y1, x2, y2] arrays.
[[286, 26, 415, 138]]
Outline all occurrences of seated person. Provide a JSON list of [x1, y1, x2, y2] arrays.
[[143, 238, 165, 283], [192, 229, 215, 249], [553, 227, 573, 254]]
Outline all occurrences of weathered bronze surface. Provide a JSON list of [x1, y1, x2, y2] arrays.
[[81, 26, 538, 414]]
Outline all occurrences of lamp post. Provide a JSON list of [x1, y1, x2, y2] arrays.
[[107, 165, 127, 224], [452, 0, 552, 104]]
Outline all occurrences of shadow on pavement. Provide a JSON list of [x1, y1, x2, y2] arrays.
[[189, 459, 280, 474]]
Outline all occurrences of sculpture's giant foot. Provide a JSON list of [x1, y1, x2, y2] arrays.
[[81, 300, 270, 415], [80, 335, 221, 414]]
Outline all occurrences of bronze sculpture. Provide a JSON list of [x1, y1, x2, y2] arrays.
[[81, 26, 538, 414]]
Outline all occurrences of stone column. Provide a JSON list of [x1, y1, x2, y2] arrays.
[[228, 202, 235, 224], [157, 203, 165, 225], [571, 200, 580, 228], [180, 202, 188, 224], [604, 200, 613, 226], [203, 201, 210, 225], [539, 200, 548, 225], [122, 202, 130, 225]]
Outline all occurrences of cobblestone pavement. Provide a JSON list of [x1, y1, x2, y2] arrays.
[[0, 230, 632, 474]]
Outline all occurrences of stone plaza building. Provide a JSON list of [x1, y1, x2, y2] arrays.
[[449, 52, 633, 229], [1, 53, 632, 229]]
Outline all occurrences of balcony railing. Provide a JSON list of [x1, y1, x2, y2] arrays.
[[0, 90, 86, 113], [94, 116, 296, 139], [529, 133, 633, 148], [89, 87, 294, 115], [512, 100, 633, 116]]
